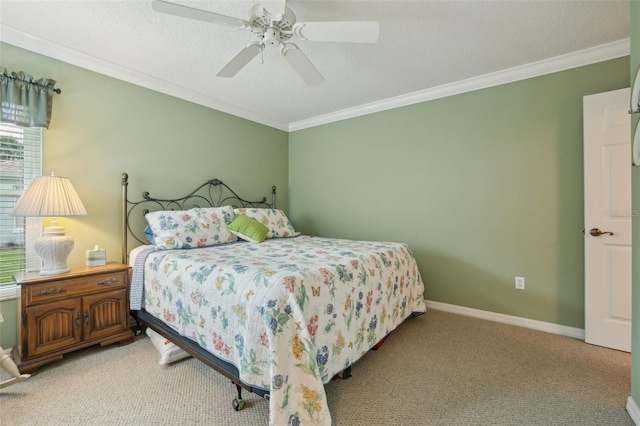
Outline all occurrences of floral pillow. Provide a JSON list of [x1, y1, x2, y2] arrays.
[[233, 208, 299, 239], [145, 206, 236, 250]]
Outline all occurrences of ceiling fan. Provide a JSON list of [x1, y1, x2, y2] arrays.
[[151, 0, 380, 86]]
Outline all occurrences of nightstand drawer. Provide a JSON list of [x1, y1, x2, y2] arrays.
[[25, 271, 127, 305]]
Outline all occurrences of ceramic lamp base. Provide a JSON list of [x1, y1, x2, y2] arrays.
[[34, 222, 74, 276]]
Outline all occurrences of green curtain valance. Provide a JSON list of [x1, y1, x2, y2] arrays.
[[0, 68, 57, 129]]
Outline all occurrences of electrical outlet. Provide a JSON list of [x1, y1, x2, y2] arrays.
[[515, 276, 525, 290]]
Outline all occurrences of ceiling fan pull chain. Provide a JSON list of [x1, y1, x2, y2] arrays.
[[260, 46, 264, 64]]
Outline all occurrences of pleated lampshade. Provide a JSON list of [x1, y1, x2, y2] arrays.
[[12, 174, 87, 217]]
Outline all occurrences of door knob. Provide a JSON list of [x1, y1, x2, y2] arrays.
[[589, 228, 614, 237]]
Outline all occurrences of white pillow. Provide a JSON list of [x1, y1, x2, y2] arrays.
[[146, 327, 192, 365]]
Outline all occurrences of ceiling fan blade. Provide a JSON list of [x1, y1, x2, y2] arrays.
[[292, 21, 380, 43], [216, 43, 263, 78], [260, 0, 287, 19], [152, 0, 249, 30], [281, 44, 324, 86]]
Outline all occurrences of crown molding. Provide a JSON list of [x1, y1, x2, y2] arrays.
[[1, 25, 629, 133], [288, 38, 631, 131], [0, 25, 289, 131]]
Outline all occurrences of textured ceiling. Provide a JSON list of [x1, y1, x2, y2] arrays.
[[0, 1, 631, 131]]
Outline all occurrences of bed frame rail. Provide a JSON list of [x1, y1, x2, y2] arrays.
[[135, 309, 270, 406]]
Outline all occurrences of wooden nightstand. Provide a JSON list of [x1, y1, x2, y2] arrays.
[[12, 263, 134, 374]]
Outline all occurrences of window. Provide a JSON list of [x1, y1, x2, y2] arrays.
[[0, 123, 42, 297]]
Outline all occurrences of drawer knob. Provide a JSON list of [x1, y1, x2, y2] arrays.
[[97, 278, 118, 286], [39, 287, 66, 296]]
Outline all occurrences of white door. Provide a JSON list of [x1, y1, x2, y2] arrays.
[[583, 88, 631, 352]]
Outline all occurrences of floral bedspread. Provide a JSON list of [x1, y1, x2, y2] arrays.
[[139, 235, 426, 425]]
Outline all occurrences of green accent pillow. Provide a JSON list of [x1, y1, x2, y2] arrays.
[[227, 214, 269, 243]]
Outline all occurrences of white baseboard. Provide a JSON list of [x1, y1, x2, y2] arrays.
[[425, 300, 585, 340], [627, 397, 640, 425]]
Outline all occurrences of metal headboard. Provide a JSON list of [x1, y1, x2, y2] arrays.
[[121, 172, 276, 264]]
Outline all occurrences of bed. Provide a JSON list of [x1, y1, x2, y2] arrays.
[[121, 173, 426, 426]]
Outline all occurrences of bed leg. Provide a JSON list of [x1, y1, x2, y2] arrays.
[[341, 366, 352, 379], [332, 366, 353, 381], [129, 312, 144, 336], [232, 383, 246, 411]]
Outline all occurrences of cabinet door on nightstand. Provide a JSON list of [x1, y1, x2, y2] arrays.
[[26, 298, 83, 357], [83, 288, 129, 341]]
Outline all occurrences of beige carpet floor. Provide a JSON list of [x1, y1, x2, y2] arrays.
[[0, 309, 632, 425]]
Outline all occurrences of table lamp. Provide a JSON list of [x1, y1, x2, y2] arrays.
[[11, 173, 88, 276]]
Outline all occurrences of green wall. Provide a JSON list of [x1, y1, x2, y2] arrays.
[[0, 41, 633, 361], [289, 57, 629, 329], [630, 0, 640, 412], [0, 43, 289, 348]]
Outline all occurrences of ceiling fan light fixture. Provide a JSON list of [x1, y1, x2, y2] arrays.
[[263, 27, 281, 47]]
